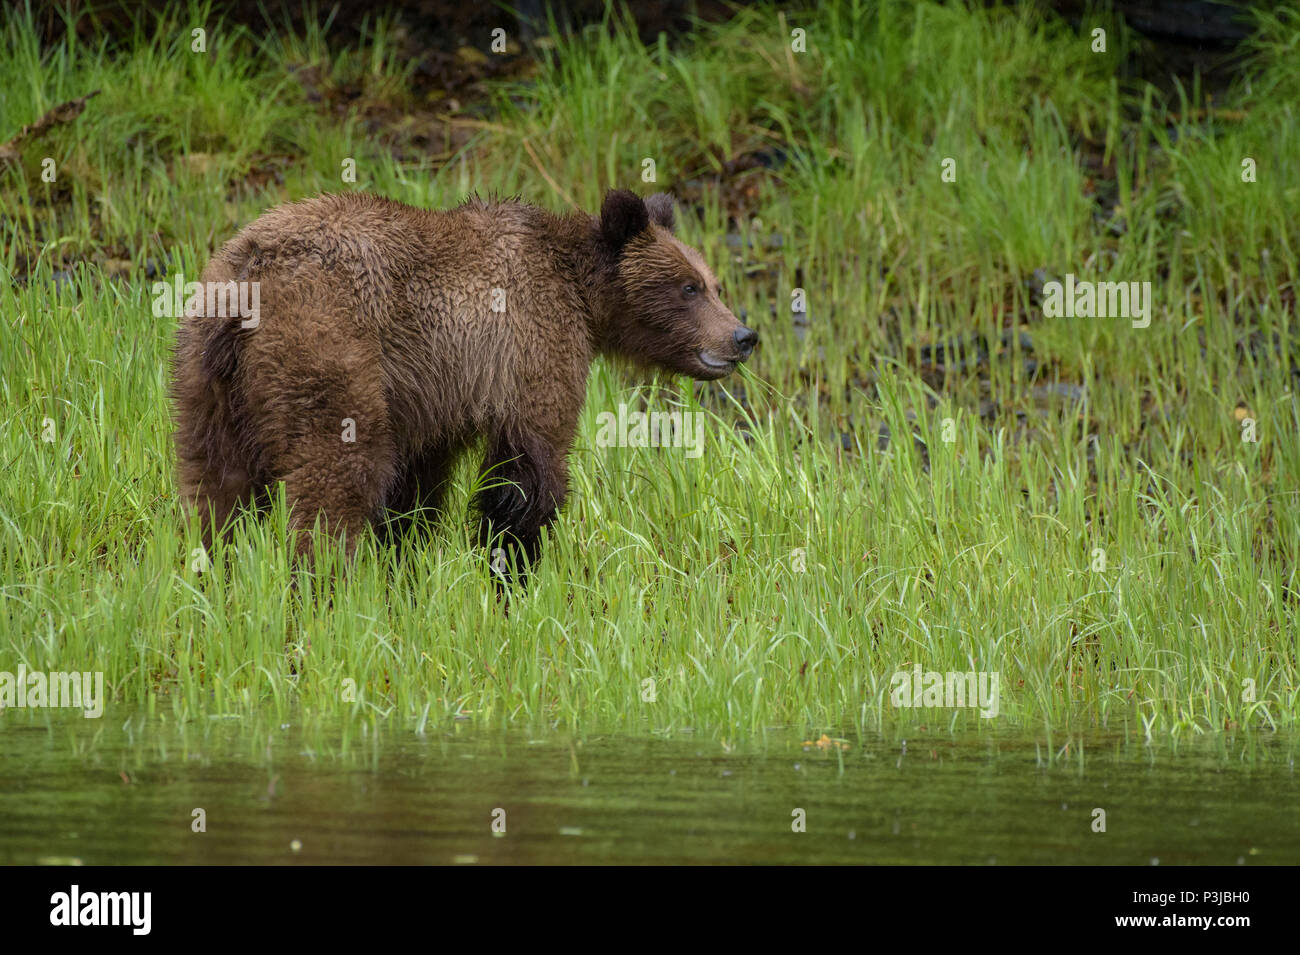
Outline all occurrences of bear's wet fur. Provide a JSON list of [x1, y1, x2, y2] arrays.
[[171, 189, 756, 577]]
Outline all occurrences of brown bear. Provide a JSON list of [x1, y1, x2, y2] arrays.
[[170, 189, 756, 577]]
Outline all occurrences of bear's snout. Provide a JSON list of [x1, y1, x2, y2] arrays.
[[734, 326, 758, 360], [692, 307, 757, 379]]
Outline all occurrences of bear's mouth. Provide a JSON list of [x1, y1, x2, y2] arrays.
[[696, 350, 737, 373]]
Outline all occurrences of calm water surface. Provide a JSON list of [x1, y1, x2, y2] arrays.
[[2, 712, 1296, 864]]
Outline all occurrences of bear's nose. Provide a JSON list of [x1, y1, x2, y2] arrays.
[[734, 327, 758, 359]]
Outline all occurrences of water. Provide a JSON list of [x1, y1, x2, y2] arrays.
[[2, 712, 1296, 864]]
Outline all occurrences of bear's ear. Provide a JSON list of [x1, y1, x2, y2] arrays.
[[645, 193, 675, 231], [599, 189, 650, 253]]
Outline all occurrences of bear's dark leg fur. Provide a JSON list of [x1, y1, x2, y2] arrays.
[[475, 429, 568, 584], [382, 439, 463, 550]]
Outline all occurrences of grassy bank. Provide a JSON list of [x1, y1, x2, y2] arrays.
[[1, 0, 1296, 738]]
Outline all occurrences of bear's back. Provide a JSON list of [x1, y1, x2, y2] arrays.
[[198, 193, 593, 447]]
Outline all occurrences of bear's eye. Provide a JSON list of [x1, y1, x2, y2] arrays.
[[682, 283, 699, 297]]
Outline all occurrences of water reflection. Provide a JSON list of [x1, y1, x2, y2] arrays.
[[1, 713, 1295, 864]]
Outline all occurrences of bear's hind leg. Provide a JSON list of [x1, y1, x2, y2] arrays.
[[179, 455, 256, 553], [172, 327, 257, 551], [242, 316, 397, 562], [274, 404, 397, 562]]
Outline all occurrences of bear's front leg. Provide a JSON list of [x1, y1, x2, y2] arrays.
[[475, 429, 569, 585]]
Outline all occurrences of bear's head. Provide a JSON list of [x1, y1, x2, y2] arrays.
[[596, 189, 757, 380]]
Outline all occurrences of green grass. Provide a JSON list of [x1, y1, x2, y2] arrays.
[[1, 0, 1296, 739]]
